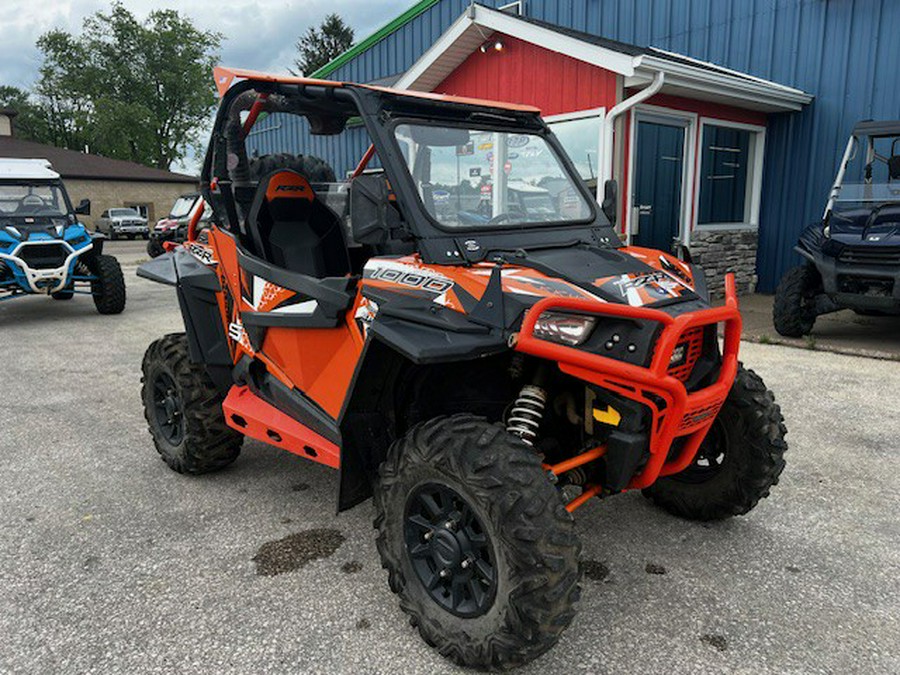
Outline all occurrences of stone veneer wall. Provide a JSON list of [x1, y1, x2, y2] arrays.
[[688, 229, 758, 297]]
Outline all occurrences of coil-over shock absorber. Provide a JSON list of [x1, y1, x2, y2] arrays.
[[506, 385, 547, 446]]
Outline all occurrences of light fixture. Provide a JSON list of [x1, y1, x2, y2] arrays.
[[480, 39, 505, 53]]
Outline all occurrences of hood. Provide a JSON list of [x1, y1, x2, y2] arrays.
[[829, 206, 900, 246], [361, 246, 700, 318]]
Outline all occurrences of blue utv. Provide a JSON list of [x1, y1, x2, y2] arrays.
[[774, 120, 900, 336], [0, 158, 125, 314]]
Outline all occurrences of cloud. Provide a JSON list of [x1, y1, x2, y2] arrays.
[[0, 0, 404, 87]]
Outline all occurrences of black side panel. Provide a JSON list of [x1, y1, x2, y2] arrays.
[[136, 252, 178, 286], [174, 254, 232, 369], [337, 339, 407, 512], [369, 315, 508, 364], [241, 308, 342, 329]]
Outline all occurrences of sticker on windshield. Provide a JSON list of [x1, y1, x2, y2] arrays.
[[507, 135, 530, 148]]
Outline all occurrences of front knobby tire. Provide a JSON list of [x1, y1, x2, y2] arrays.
[[644, 366, 787, 521], [141, 333, 242, 474], [88, 253, 126, 314], [374, 415, 581, 670], [773, 265, 820, 337]]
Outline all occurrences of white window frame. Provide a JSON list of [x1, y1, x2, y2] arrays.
[[693, 117, 766, 231], [625, 105, 698, 247], [545, 106, 606, 202]]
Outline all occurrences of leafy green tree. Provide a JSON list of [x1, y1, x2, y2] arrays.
[[32, 2, 220, 169], [294, 14, 354, 76], [0, 85, 52, 143]]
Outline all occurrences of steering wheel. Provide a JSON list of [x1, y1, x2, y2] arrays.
[[19, 195, 46, 211]]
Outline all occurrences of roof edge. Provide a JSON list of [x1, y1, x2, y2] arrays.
[[309, 0, 442, 79]]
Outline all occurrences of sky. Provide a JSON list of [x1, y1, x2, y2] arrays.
[[0, 0, 405, 88], [0, 0, 407, 173]]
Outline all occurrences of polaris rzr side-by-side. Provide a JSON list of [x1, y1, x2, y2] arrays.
[[0, 158, 125, 313], [774, 120, 900, 336], [138, 68, 787, 670]]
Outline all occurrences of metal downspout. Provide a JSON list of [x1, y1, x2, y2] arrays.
[[600, 71, 665, 242]]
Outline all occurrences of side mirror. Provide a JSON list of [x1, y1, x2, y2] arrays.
[[74, 198, 91, 216], [350, 175, 401, 244], [601, 180, 617, 226]]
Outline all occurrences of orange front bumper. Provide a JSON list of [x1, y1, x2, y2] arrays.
[[515, 274, 742, 492]]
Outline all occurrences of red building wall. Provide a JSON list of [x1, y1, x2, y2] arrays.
[[435, 34, 619, 116]]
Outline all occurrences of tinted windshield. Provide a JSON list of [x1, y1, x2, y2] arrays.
[[169, 196, 197, 219], [394, 123, 592, 229], [834, 183, 900, 212], [0, 182, 68, 218], [111, 208, 140, 217]]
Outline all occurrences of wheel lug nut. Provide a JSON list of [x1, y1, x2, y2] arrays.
[[444, 520, 456, 531], [423, 530, 433, 541], [461, 558, 470, 569], [439, 568, 451, 579]]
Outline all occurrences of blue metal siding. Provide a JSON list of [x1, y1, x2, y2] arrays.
[[259, 0, 900, 291]]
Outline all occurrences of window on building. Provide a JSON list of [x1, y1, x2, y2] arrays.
[[547, 109, 604, 196], [697, 123, 763, 226]]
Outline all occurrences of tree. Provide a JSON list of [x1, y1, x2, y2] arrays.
[[294, 14, 354, 76], [31, 3, 221, 169], [0, 86, 52, 143]]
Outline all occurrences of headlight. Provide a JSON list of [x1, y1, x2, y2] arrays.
[[533, 311, 596, 346]]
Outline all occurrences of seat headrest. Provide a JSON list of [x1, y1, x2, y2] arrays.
[[262, 169, 315, 204]]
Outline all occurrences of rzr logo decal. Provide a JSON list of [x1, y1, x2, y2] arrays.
[[189, 243, 217, 265], [602, 271, 691, 307]]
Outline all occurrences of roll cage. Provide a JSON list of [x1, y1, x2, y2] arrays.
[[200, 76, 620, 266], [825, 119, 900, 220]]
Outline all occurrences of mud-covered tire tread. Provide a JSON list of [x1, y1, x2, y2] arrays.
[[141, 333, 242, 474], [89, 253, 126, 314], [373, 415, 581, 670], [773, 265, 818, 337], [644, 366, 787, 521], [249, 153, 336, 183]]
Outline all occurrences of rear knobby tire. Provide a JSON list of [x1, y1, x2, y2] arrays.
[[773, 265, 819, 337], [644, 366, 787, 521], [88, 253, 126, 314], [374, 415, 581, 670], [249, 152, 336, 183], [141, 333, 242, 474]]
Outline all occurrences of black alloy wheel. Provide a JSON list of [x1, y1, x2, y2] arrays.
[[404, 482, 497, 618]]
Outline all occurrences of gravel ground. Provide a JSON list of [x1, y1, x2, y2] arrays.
[[1, 270, 899, 674]]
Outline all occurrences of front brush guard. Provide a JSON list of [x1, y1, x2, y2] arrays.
[[515, 274, 742, 498]]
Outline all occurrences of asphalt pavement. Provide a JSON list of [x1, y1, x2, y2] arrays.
[[1, 255, 899, 674]]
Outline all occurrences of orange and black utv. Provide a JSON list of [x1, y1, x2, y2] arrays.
[[138, 67, 787, 670]]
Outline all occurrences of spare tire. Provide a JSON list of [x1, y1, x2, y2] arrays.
[[248, 153, 336, 183]]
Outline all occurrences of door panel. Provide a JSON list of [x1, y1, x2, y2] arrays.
[[234, 250, 361, 419], [633, 121, 685, 252]]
